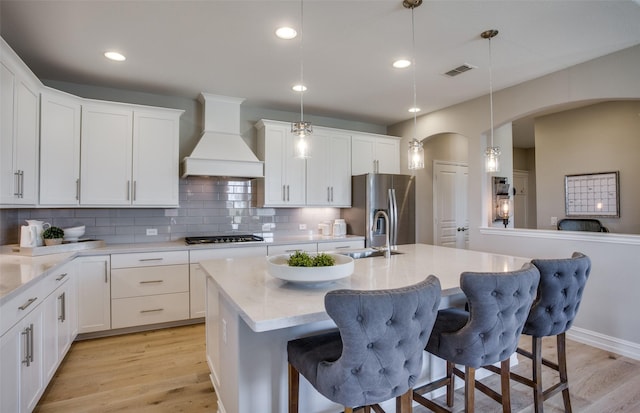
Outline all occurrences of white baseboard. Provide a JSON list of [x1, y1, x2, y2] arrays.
[[567, 327, 640, 361]]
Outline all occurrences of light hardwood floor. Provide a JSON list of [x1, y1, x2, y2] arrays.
[[36, 324, 640, 412]]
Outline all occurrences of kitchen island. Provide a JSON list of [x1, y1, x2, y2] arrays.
[[200, 243, 530, 413]]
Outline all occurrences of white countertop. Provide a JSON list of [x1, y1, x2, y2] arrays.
[[0, 234, 363, 304], [199, 243, 531, 333]]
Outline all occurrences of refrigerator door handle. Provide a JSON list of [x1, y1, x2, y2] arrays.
[[389, 188, 398, 246]]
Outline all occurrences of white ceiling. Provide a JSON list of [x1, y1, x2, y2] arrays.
[[2, 0, 640, 136]]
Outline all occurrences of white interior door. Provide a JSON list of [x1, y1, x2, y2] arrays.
[[434, 161, 468, 248]]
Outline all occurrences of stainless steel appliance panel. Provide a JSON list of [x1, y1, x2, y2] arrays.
[[342, 174, 415, 248]]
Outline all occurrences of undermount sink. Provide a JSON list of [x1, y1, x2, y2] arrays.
[[339, 248, 403, 259]]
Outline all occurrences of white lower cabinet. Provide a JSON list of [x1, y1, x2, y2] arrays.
[[192, 246, 267, 394], [42, 264, 76, 383], [190, 246, 267, 319], [0, 306, 44, 413], [110, 251, 189, 329], [0, 261, 77, 413], [76, 255, 111, 334]]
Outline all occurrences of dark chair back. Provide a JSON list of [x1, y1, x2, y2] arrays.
[[557, 218, 608, 232], [316, 275, 441, 407], [524, 252, 591, 337]]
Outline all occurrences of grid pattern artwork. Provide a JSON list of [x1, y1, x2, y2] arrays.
[[565, 171, 619, 217]]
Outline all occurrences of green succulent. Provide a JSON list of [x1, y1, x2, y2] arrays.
[[42, 226, 64, 239], [287, 251, 335, 267]]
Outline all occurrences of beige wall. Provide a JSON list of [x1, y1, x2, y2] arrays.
[[388, 44, 640, 239], [535, 100, 640, 234]]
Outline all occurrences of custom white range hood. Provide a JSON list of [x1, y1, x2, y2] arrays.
[[181, 93, 264, 178]]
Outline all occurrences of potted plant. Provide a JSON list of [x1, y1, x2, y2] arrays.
[[42, 226, 64, 246]]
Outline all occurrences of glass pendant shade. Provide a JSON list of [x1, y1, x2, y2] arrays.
[[408, 139, 424, 170], [485, 146, 501, 172]]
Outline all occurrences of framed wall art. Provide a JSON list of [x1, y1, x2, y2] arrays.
[[564, 171, 619, 217]]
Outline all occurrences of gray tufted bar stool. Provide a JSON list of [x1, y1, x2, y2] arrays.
[[508, 252, 591, 413], [413, 263, 540, 413], [287, 275, 442, 413]]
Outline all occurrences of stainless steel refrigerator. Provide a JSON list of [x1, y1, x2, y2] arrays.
[[341, 173, 415, 248]]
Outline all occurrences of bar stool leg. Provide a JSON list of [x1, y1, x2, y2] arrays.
[[465, 366, 476, 413], [288, 363, 299, 413], [446, 361, 455, 407], [396, 389, 413, 413], [532, 337, 544, 413], [500, 359, 512, 413], [557, 333, 573, 413]]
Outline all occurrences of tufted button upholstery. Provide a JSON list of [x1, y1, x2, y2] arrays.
[[524, 252, 591, 337], [425, 263, 539, 369], [287, 275, 441, 410], [512, 252, 592, 413], [414, 263, 539, 413]]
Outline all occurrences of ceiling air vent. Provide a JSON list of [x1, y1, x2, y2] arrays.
[[443, 63, 476, 77]]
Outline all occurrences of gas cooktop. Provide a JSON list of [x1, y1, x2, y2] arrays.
[[184, 234, 264, 245]]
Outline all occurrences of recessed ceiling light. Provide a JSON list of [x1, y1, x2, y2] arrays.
[[292, 84, 307, 92], [393, 59, 411, 69], [276, 27, 297, 40], [104, 51, 126, 61], [408, 107, 421, 113]]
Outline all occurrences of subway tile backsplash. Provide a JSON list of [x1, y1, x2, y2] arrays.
[[0, 177, 340, 245]]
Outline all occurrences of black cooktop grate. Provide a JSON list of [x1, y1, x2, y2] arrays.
[[185, 234, 264, 244]]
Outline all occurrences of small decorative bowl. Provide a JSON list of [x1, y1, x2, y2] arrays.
[[63, 225, 85, 242], [267, 253, 354, 284]]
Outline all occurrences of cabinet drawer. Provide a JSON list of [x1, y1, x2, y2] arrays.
[[267, 243, 316, 256], [111, 250, 188, 268], [111, 292, 190, 329], [0, 280, 47, 336], [318, 240, 365, 252], [111, 264, 188, 298]]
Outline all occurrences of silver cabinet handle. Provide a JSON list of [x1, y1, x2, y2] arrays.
[[56, 272, 68, 281], [138, 258, 163, 262], [13, 171, 20, 196], [18, 297, 37, 311], [58, 292, 66, 322], [21, 327, 30, 366], [333, 245, 352, 250], [140, 308, 164, 313], [282, 185, 286, 201], [76, 178, 80, 200], [133, 180, 137, 201], [139, 280, 164, 284], [18, 170, 24, 198], [21, 324, 34, 366], [287, 185, 290, 201], [104, 260, 108, 284], [327, 187, 331, 202], [331, 187, 334, 202]]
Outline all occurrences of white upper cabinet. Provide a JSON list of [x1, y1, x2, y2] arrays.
[[306, 129, 351, 206], [132, 110, 181, 206], [80, 102, 133, 205], [80, 102, 183, 207], [351, 133, 400, 175], [39, 88, 82, 205], [255, 120, 306, 207], [0, 38, 41, 206]]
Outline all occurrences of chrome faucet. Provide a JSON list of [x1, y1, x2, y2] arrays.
[[372, 210, 391, 258]]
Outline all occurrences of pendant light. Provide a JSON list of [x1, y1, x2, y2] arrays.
[[292, 0, 312, 158], [404, 0, 424, 170], [482, 29, 500, 173]]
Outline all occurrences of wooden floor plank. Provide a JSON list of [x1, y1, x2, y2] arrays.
[[36, 324, 640, 413]]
